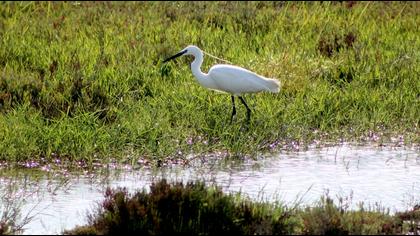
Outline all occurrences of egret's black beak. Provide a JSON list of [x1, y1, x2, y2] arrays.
[[163, 49, 187, 63]]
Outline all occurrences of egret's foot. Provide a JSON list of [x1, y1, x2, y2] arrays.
[[240, 121, 250, 132], [230, 114, 237, 124], [245, 112, 251, 124]]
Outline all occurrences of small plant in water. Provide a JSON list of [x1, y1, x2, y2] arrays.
[[0, 180, 35, 235], [64, 179, 298, 235], [64, 179, 419, 235]]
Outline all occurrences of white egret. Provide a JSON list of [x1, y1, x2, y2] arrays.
[[163, 45, 280, 123]]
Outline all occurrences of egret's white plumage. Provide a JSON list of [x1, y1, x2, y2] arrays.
[[163, 45, 280, 122], [208, 64, 280, 95]]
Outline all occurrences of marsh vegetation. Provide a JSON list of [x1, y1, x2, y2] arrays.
[[0, 1, 418, 164]]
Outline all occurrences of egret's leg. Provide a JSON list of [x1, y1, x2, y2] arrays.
[[239, 96, 251, 122], [230, 96, 236, 123]]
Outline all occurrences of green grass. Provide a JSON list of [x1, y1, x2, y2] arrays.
[[63, 179, 419, 235], [0, 2, 419, 163]]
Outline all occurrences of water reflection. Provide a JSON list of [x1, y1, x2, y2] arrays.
[[0, 144, 419, 235]]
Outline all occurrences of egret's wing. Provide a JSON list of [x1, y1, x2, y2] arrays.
[[209, 65, 279, 95]]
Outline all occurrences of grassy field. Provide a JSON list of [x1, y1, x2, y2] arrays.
[[0, 2, 419, 164]]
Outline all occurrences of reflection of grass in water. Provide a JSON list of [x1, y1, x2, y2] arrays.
[[0, 2, 419, 165], [0, 171, 71, 235], [0, 177, 40, 235], [64, 179, 420, 235], [0, 166, 418, 234]]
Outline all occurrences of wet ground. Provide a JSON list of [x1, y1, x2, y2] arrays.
[[1, 143, 419, 234]]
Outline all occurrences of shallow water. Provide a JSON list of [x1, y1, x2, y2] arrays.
[[1, 144, 419, 235]]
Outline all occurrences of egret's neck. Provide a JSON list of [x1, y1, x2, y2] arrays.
[[190, 51, 207, 82], [189, 51, 219, 91]]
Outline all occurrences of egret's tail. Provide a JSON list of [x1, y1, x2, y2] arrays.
[[264, 77, 281, 93]]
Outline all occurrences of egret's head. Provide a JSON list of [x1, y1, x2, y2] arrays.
[[163, 45, 201, 63], [183, 45, 201, 56]]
